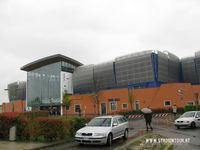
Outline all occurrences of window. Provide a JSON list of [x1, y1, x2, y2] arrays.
[[113, 117, 118, 125], [66, 105, 70, 111], [197, 112, 200, 118], [122, 103, 128, 109], [110, 101, 117, 111], [164, 100, 171, 106], [118, 117, 124, 124], [74, 104, 81, 113], [135, 100, 140, 111], [187, 102, 194, 106]]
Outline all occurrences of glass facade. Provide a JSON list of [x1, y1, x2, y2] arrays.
[[27, 62, 61, 108]]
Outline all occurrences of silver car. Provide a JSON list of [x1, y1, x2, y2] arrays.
[[75, 115, 129, 145], [175, 111, 200, 129]]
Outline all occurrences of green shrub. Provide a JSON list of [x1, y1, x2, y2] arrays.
[[184, 105, 200, 112], [16, 118, 30, 140], [0, 112, 90, 142], [18, 111, 49, 120], [0, 112, 18, 139], [28, 117, 65, 141], [119, 110, 143, 116]]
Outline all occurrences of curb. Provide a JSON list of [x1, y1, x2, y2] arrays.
[[164, 143, 173, 150], [23, 140, 77, 150], [114, 133, 147, 150]]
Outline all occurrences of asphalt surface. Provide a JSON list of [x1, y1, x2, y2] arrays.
[[41, 119, 200, 150]]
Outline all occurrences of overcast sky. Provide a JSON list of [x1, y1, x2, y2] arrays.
[[1, 0, 200, 104]]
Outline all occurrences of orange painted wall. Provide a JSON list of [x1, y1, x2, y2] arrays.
[[2, 100, 26, 112], [66, 83, 200, 115], [2, 83, 199, 114]]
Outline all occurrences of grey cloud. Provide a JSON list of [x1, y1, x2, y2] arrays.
[[1, 0, 200, 103]]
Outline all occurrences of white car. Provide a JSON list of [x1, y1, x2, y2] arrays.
[[175, 111, 200, 129], [75, 115, 129, 145]]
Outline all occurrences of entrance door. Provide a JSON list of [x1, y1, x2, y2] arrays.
[[101, 103, 107, 115]]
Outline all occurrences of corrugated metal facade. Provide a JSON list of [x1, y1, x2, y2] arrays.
[[157, 51, 180, 83], [195, 51, 200, 83], [115, 50, 154, 86], [181, 56, 199, 84], [73, 65, 95, 93], [93, 61, 116, 89], [73, 50, 200, 94]]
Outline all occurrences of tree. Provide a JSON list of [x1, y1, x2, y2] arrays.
[[128, 88, 134, 111], [62, 92, 71, 116], [92, 90, 100, 116]]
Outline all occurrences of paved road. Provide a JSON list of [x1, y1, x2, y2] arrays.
[[41, 120, 146, 150], [41, 119, 200, 150], [153, 123, 200, 150]]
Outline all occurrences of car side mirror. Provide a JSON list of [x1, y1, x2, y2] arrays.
[[113, 123, 118, 127], [196, 115, 199, 118]]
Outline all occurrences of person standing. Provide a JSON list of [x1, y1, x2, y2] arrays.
[[144, 112, 153, 131], [172, 104, 177, 119]]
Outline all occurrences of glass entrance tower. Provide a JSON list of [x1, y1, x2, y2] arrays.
[[21, 54, 82, 113]]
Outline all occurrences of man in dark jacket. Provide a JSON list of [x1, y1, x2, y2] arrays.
[[144, 113, 153, 131]]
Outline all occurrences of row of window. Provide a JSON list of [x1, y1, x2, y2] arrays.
[[71, 100, 140, 113], [70, 100, 195, 113], [164, 100, 194, 106]]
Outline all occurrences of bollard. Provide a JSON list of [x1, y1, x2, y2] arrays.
[[9, 126, 16, 141]]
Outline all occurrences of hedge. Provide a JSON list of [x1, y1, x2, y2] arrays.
[[18, 110, 49, 120], [0, 112, 88, 142], [28, 117, 71, 141], [0, 112, 18, 139], [184, 105, 200, 112]]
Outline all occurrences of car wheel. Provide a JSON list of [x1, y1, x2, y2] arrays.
[[176, 126, 180, 129], [190, 122, 196, 129], [123, 129, 128, 140], [106, 133, 112, 146]]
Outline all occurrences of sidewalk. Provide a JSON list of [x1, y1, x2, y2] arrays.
[[152, 113, 177, 127], [0, 141, 47, 150], [0, 140, 74, 150]]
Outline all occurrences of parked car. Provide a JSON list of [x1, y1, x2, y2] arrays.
[[175, 111, 200, 129], [75, 115, 129, 145]]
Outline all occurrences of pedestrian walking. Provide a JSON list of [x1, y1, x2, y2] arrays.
[[141, 107, 153, 131]]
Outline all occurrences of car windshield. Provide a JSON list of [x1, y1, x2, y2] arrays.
[[87, 118, 111, 127], [180, 112, 195, 118]]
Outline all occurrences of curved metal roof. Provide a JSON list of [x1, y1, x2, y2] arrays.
[[21, 54, 83, 71]]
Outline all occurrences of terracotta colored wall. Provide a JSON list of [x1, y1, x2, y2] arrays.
[[2, 100, 26, 112], [0, 105, 2, 113], [64, 94, 98, 116], [66, 83, 200, 115]]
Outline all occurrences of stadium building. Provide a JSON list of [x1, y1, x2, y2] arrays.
[[3, 50, 200, 114], [73, 50, 181, 93]]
